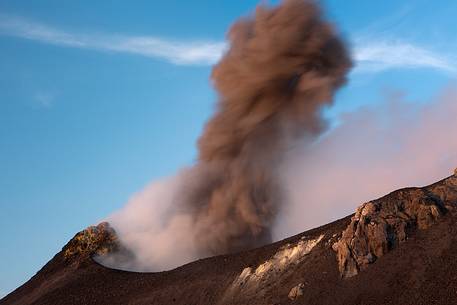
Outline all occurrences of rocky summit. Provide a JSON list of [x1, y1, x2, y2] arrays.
[[2, 173, 457, 305], [62, 222, 119, 264]]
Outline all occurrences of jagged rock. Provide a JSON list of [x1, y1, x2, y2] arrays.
[[63, 222, 119, 264], [333, 176, 457, 278], [288, 283, 304, 300], [224, 235, 324, 301]]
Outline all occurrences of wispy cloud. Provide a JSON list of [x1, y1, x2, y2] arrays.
[[0, 15, 226, 65], [0, 14, 455, 72], [353, 39, 456, 73]]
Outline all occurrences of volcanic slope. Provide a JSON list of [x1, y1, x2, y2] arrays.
[[2, 174, 457, 305]]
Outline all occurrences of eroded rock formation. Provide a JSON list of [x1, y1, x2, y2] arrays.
[[63, 222, 119, 265], [222, 234, 324, 302], [333, 175, 457, 278]]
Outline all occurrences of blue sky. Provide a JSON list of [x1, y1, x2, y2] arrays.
[[1, 0, 456, 297]]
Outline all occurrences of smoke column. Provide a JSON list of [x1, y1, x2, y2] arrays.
[[189, 0, 351, 254], [101, 0, 351, 271]]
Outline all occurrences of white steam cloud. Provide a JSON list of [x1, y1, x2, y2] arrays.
[[105, 172, 198, 270]]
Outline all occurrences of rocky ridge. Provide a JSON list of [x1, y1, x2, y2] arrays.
[[333, 173, 457, 278], [3, 172, 457, 305]]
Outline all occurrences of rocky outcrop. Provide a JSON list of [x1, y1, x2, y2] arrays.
[[333, 175, 457, 278], [63, 222, 119, 265], [222, 234, 324, 302], [288, 283, 305, 300], [233, 235, 323, 285]]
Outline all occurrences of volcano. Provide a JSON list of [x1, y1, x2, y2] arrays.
[[2, 172, 457, 305]]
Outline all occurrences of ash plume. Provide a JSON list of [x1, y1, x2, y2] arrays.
[[102, 0, 351, 271], [190, 0, 351, 254]]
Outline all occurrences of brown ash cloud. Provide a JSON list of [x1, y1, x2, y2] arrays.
[[103, 0, 351, 271], [189, 0, 351, 255]]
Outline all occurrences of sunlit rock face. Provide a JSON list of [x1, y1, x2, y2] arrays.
[[333, 175, 457, 278], [63, 222, 120, 265], [222, 234, 324, 302]]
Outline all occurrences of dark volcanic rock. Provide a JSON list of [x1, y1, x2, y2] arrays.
[[333, 175, 457, 278], [2, 174, 457, 305]]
